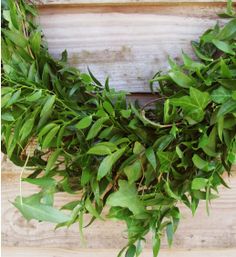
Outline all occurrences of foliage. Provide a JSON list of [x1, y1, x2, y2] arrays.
[[1, 0, 236, 256]]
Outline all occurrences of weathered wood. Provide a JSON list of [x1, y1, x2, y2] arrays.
[[2, 167, 236, 249], [3, 1, 236, 254], [38, 0, 229, 5], [38, 4, 226, 92], [3, 247, 236, 257]]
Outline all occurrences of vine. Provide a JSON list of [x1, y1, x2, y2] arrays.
[[1, 0, 236, 256]]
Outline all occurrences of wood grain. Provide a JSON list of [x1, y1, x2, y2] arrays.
[[3, 247, 236, 257], [38, 4, 226, 92], [38, 0, 229, 5], [2, 165, 236, 249], [3, 1, 236, 255]]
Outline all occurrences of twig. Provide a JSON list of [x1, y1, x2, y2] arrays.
[[141, 97, 167, 111]]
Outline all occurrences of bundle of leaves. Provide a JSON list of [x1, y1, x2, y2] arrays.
[[1, 0, 236, 256]]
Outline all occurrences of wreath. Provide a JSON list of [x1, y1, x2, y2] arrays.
[[1, 0, 236, 256]]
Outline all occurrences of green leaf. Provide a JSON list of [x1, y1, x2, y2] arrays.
[[169, 70, 196, 88], [192, 154, 214, 172], [19, 118, 34, 141], [152, 234, 161, 257], [189, 87, 210, 109], [182, 52, 205, 71], [85, 198, 103, 220], [3, 29, 28, 48], [7, 1, 19, 29], [218, 79, 236, 90], [87, 68, 103, 87], [192, 42, 213, 62], [45, 149, 61, 175], [22, 177, 56, 188], [6, 89, 21, 107], [38, 123, 57, 142], [81, 168, 92, 186], [145, 147, 157, 170], [61, 200, 81, 210], [13, 196, 69, 223], [217, 99, 236, 118], [120, 109, 131, 119], [86, 117, 109, 140], [176, 146, 183, 158], [42, 125, 60, 149], [171, 87, 210, 123], [217, 18, 236, 40], [97, 148, 126, 180], [211, 87, 232, 104], [217, 115, 224, 142], [42, 63, 51, 88], [99, 125, 114, 139], [80, 73, 93, 84], [201, 127, 218, 157], [76, 116, 93, 130], [157, 151, 178, 173], [154, 135, 174, 151], [191, 178, 208, 190], [133, 141, 145, 154], [212, 39, 235, 55], [164, 182, 181, 200], [103, 101, 115, 116], [26, 90, 42, 102], [125, 245, 136, 257], [166, 223, 174, 247], [87, 145, 112, 155], [220, 58, 231, 79], [1, 112, 15, 121], [30, 31, 41, 55], [40, 95, 56, 117], [106, 180, 145, 215], [124, 160, 142, 184]]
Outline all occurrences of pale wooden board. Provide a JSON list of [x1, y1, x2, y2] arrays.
[[38, 0, 229, 5], [2, 1, 236, 254], [2, 165, 236, 249], [3, 247, 236, 257], [38, 4, 227, 92]]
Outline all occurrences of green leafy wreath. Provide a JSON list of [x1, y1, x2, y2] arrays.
[[1, 0, 236, 256]]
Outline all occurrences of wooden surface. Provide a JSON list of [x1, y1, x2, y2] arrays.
[[38, 3, 228, 92], [2, 1, 236, 256], [2, 163, 236, 249], [38, 0, 228, 5], [3, 247, 236, 257]]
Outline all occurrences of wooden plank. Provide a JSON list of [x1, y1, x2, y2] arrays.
[[38, 0, 228, 5], [37, 4, 226, 92], [2, 168, 236, 249], [3, 247, 236, 257]]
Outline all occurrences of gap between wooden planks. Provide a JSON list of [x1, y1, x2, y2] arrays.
[[2, 247, 236, 257]]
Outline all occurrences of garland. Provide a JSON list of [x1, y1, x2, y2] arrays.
[[1, 0, 236, 256]]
